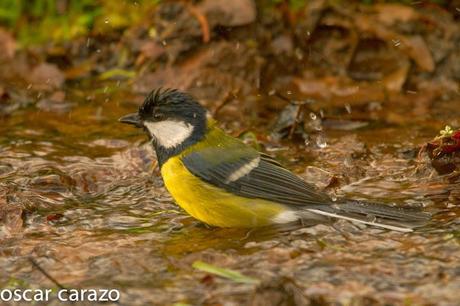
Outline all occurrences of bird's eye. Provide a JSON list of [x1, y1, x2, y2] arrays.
[[153, 113, 163, 120]]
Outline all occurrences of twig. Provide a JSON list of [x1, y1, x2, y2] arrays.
[[29, 257, 66, 290], [212, 90, 235, 117], [29, 257, 125, 305], [288, 103, 304, 139], [274, 92, 291, 102], [187, 4, 210, 43]]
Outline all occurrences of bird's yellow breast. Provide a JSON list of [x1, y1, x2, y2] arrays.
[[160, 156, 287, 227]]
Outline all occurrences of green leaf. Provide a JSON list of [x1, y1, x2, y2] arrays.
[[192, 261, 260, 284], [435, 125, 454, 140], [99, 68, 136, 80]]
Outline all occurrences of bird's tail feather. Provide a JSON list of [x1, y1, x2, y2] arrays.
[[307, 200, 431, 232]]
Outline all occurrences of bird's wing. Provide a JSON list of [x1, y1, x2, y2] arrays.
[[181, 146, 331, 207]]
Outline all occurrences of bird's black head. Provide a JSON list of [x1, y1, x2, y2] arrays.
[[119, 88, 207, 165]]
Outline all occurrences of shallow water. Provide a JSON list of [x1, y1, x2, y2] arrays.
[[0, 82, 459, 305]]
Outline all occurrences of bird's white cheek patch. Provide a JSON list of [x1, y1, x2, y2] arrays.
[[144, 120, 194, 149], [272, 211, 299, 224]]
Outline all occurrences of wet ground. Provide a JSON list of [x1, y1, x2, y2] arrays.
[[0, 80, 459, 306]]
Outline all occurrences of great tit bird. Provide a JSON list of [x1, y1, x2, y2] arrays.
[[119, 88, 430, 232]]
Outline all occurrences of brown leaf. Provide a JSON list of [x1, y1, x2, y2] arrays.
[[27, 63, 65, 90], [199, 0, 256, 27], [134, 41, 262, 116], [139, 41, 165, 61], [400, 35, 435, 72], [294, 76, 386, 106], [0, 28, 16, 61], [354, 15, 434, 72], [49, 91, 66, 103], [0, 191, 23, 238], [375, 4, 417, 25], [36, 90, 74, 113], [382, 59, 410, 91]]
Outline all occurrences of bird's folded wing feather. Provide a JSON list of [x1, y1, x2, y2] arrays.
[[181, 146, 331, 207]]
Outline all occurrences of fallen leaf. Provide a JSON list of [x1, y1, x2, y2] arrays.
[[0, 28, 16, 61], [46, 213, 64, 222], [354, 15, 434, 72], [192, 261, 260, 284], [0, 191, 23, 239], [199, 0, 256, 27], [382, 59, 410, 91], [400, 35, 435, 72], [375, 4, 417, 25], [27, 63, 65, 90], [99, 68, 136, 80], [325, 119, 369, 132], [139, 41, 165, 60], [36, 91, 74, 113]]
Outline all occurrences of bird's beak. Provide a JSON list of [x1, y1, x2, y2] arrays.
[[119, 113, 143, 128]]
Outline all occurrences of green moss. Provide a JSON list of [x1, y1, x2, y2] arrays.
[[0, 0, 160, 46], [4, 277, 28, 288]]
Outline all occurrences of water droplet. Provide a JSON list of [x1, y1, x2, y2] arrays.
[[309, 112, 317, 120], [96, 49, 101, 53], [368, 101, 382, 111], [95, 106, 103, 119], [319, 109, 324, 118], [161, 40, 167, 46], [344, 156, 353, 167], [316, 135, 327, 149], [104, 19, 109, 24], [304, 138, 310, 146], [286, 91, 292, 95], [27, 84, 32, 90], [392, 39, 401, 47], [295, 48, 303, 60], [345, 103, 352, 114]]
